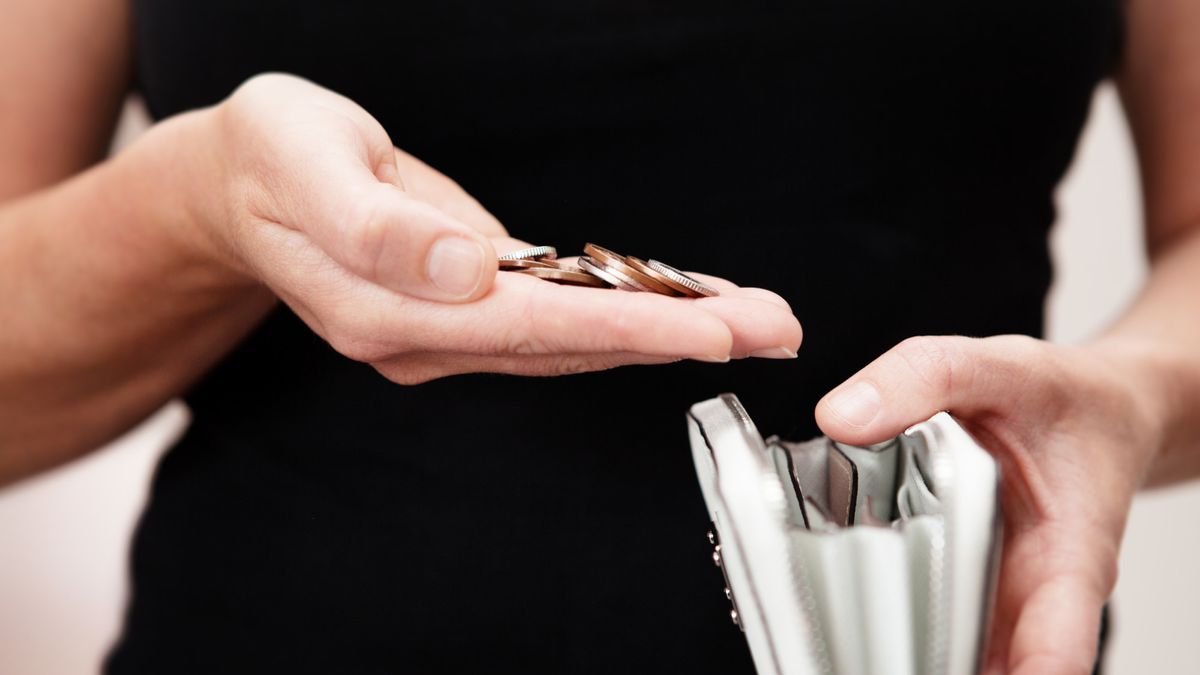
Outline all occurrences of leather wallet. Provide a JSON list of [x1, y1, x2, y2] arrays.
[[688, 394, 1001, 675]]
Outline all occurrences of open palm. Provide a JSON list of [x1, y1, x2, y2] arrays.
[[208, 74, 802, 385]]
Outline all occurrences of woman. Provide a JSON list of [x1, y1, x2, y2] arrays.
[[2, 0, 1199, 673]]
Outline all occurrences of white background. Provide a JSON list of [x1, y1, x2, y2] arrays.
[[1, 86, 1197, 673]]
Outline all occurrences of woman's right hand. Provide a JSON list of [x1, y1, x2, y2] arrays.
[[182, 73, 801, 383]]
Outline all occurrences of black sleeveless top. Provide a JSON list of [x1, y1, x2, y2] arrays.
[[108, 2, 1121, 673]]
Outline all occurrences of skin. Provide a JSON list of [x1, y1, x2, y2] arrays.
[[0, 1, 1197, 673], [816, 1, 1200, 672], [0, 37, 802, 481]]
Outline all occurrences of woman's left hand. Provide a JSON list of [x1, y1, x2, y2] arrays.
[[814, 334, 1163, 675]]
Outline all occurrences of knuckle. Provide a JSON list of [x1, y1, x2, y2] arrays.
[[497, 284, 556, 355], [227, 73, 309, 113], [989, 333, 1061, 392], [222, 74, 292, 130], [512, 355, 614, 377], [340, 192, 389, 278], [237, 72, 295, 94], [547, 355, 606, 376], [992, 333, 1045, 360], [505, 336, 544, 356], [893, 335, 963, 395]]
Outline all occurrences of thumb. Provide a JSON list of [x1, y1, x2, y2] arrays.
[[224, 73, 498, 302], [289, 145, 497, 303], [323, 182, 497, 302], [815, 335, 1041, 444]]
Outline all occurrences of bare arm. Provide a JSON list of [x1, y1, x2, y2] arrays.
[[1110, 0, 1200, 485], [0, 112, 275, 480], [0, 3, 803, 486], [0, 0, 131, 196], [810, 2, 1200, 671], [0, 0, 272, 479]]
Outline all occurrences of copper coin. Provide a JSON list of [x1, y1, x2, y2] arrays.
[[499, 258, 555, 270], [625, 257, 698, 297], [644, 259, 720, 297], [579, 256, 655, 293], [608, 259, 680, 296], [582, 243, 627, 268], [499, 245, 558, 261], [530, 258, 578, 270], [517, 266, 612, 288], [583, 244, 679, 296], [577, 256, 648, 292]]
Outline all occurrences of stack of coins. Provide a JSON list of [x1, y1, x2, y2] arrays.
[[497, 243, 719, 297]]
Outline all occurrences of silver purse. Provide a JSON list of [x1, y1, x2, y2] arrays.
[[688, 394, 1002, 675]]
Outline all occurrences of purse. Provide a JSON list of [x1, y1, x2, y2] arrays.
[[687, 394, 1002, 675]]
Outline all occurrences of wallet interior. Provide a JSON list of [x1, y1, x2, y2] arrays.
[[765, 435, 943, 531], [763, 433, 948, 675], [687, 394, 999, 675]]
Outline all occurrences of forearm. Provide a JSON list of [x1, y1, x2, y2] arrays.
[[0, 110, 273, 484], [1086, 228, 1200, 486]]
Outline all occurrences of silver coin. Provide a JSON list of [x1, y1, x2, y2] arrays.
[[577, 256, 646, 292], [608, 256, 682, 296], [645, 260, 720, 297], [583, 244, 678, 296], [498, 246, 558, 261]]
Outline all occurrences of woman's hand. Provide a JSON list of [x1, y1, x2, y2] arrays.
[[187, 73, 801, 383], [814, 335, 1164, 675]]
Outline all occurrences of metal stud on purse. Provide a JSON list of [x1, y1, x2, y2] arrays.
[[688, 394, 1002, 675]]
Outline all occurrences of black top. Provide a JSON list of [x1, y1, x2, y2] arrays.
[[108, 2, 1120, 673]]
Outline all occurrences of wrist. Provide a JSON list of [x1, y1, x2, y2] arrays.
[[1082, 336, 1192, 485], [107, 106, 259, 291]]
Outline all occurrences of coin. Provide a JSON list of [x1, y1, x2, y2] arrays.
[[530, 258, 577, 270], [583, 243, 679, 296], [580, 255, 658, 293], [582, 243, 628, 268], [500, 242, 722, 295], [577, 256, 649, 292], [517, 266, 612, 288], [498, 245, 558, 261], [642, 259, 720, 297], [624, 257, 698, 297], [623, 256, 664, 278], [498, 258, 555, 270]]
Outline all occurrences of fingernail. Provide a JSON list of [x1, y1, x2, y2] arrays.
[[749, 347, 798, 359], [824, 381, 881, 428], [427, 237, 486, 297], [694, 354, 731, 363]]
